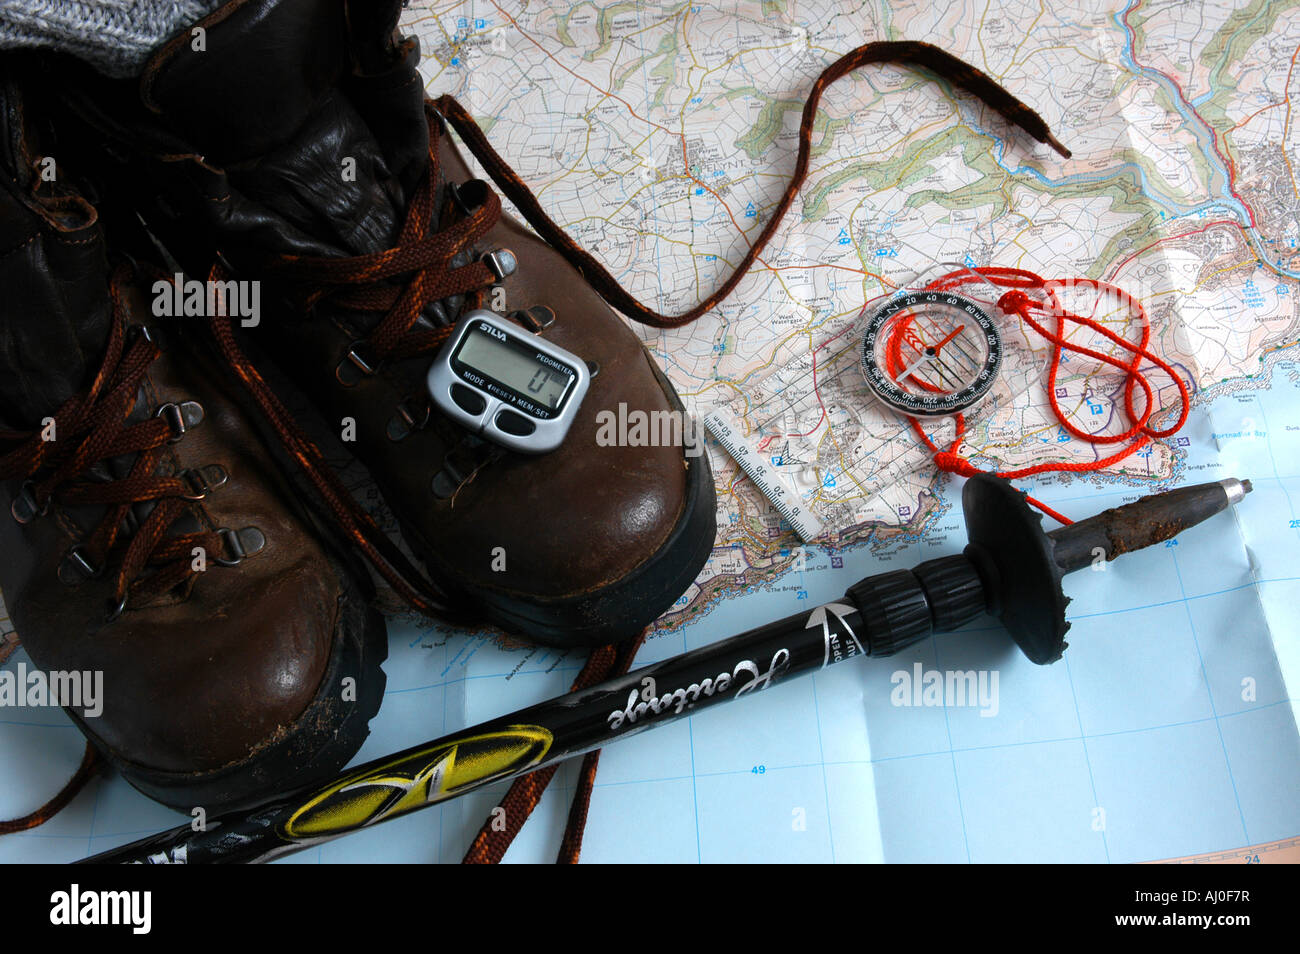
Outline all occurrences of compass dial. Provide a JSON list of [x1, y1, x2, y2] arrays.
[[860, 291, 1002, 417]]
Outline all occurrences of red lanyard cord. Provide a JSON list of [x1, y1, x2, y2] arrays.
[[907, 268, 1191, 524]]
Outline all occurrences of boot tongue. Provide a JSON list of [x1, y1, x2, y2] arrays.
[[142, 0, 351, 166]]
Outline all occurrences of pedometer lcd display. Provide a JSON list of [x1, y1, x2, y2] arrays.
[[454, 325, 574, 411]]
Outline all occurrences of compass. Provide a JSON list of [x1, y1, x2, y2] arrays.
[[860, 290, 1002, 417]]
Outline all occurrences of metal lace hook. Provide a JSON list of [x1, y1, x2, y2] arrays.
[[105, 592, 129, 623]]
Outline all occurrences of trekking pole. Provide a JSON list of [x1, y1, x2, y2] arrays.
[[82, 474, 1251, 863]]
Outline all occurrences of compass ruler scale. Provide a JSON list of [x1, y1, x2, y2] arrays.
[[704, 408, 827, 542]]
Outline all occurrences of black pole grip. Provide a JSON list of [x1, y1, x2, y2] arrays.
[[845, 555, 986, 656]]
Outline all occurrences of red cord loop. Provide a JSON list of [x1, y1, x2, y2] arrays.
[[902, 267, 1190, 524]]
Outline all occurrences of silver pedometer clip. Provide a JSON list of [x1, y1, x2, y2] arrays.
[[427, 310, 590, 454]]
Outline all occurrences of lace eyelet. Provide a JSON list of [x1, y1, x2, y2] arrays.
[[59, 544, 104, 585], [482, 248, 517, 280], [336, 342, 379, 386], [156, 400, 205, 443], [105, 593, 128, 623], [513, 305, 555, 333], [125, 324, 155, 346], [448, 179, 490, 215], [10, 480, 48, 524], [214, 526, 266, 567], [386, 399, 431, 442], [177, 465, 228, 501]]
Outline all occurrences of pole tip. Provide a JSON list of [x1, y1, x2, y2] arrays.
[[1220, 477, 1252, 505]]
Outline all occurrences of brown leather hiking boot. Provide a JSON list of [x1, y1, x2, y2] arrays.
[[47, 0, 716, 647], [0, 77, 387, 814]]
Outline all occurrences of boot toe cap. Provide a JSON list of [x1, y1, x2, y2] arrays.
[[23, 557, 341, 777]]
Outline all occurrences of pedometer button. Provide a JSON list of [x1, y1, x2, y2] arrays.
[[450, 383, 487, 416], [494, 409, 536, 437]]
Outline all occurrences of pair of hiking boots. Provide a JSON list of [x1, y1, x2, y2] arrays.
[[0, 0, 715, 814]]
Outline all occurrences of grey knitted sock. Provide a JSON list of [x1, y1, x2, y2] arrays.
[[0, 0, 222, 77]]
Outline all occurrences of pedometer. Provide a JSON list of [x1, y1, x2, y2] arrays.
[[427, 310, 590, 454]]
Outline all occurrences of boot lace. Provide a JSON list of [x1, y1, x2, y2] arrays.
[[0, 267, 226, 619], [259, 102, 505, 365], [0, 267, 238, 833]]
